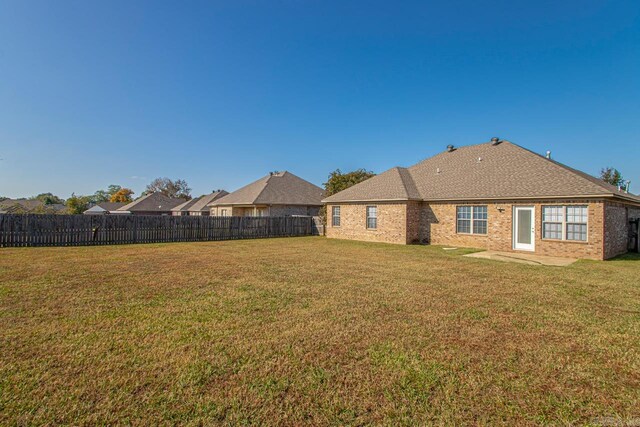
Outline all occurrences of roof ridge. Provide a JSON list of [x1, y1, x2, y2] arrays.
[[189, 191, 229, 211], [389, 167, 408, 198], [396, 167, 421, 199], [118, 192, 155, 210], [251, 174, 273, 204], [409, 140, 506, 169], [171, 196, 201, 211]]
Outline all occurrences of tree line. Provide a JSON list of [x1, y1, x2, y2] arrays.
[[1, 177, 194, 214]]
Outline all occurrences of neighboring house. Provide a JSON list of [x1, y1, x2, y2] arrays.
[[83, 202, 127, 215], [171, 191, 229, 216], [170, 198, 201, 216], [323, 138, 640, 260], [116, 192, 186, 215], [209, 171, 324, 217], [0, 199, 67, 214]]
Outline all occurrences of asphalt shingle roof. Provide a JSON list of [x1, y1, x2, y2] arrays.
[[209, 172, 324, 206], [95, 202, 127, 211], [118, 192, 186, 212], [188, 191, 229, 212], [170, 198, 202, 212], [323, 140, 640, 204], [0, 199, 67, 214]]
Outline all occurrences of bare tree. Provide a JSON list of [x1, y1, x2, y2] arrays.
[[144, 178, 192, 200]]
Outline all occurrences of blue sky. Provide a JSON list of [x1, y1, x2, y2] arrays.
[[1, 0, 639, 199]]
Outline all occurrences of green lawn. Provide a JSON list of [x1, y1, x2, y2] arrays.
[[1, 237, 639, 425]]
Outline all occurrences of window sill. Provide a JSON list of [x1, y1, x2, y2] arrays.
[[541, 238, 589, 245], [456, 233, 488, 237]]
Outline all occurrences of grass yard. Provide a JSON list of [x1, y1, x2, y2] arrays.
[[1, 237, 639, 425]]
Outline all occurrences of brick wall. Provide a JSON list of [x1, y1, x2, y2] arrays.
[[327, 199, 637, 259], [406, 201, 423, 244], [326, 203, 410, 244], [269, 205, 321, 217], [210, 205, 321, 217], [603, 201, 629, 259], [423, 200, 606, 260]]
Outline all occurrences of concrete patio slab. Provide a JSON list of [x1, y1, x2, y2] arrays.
[[463, 250, 577, 266]]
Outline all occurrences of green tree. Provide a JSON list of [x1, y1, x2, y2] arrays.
[[320, 169, 376, 224], [92, 185, 123, 203], [600, 167, 623, 187], [29, 192, 65, 205], [66, 193, 91, 214], [324, 169, 376, 197], [144, 178, 192, 200]]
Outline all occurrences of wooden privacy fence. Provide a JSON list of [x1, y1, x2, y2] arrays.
[[0, 214, 320, 247]]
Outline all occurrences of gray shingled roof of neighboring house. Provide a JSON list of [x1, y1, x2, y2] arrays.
[[209, 172, 324, 206], [117, 192, 187, 212], [187, 191, 229, 212], [323, 140, 640, 204], [0, 199, 45, 211], [95, 202, 127, 211], [0, 199, 68, 214], [83, 202, 127, 214], [170, 197, 202, 212], [170, 191, 230, 213]]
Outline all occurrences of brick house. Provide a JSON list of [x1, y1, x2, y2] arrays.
[[323, 139, 640, 260], [170, 191, 229, 216], [208, 171, 324, 217]]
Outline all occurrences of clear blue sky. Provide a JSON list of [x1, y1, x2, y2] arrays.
[[1, 0, 639, 199]]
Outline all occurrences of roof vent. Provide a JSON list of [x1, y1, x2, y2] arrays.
[[491, 137, 501, 145], [446, 144, 455, 152], [546, 151, 551, 159]]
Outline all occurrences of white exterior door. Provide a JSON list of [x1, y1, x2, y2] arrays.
[[513, 206, 535, 251]]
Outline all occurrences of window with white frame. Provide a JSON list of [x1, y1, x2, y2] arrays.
[[566, 206, 588, 241], [366, 206, 377, 229], [220, 209, 228, 217], [542, 206, 563, 239], [456, 206, 487, 234], [542, 205, 588, 241], [332, 206, 341, 227], [473, 206, 488, 234]]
